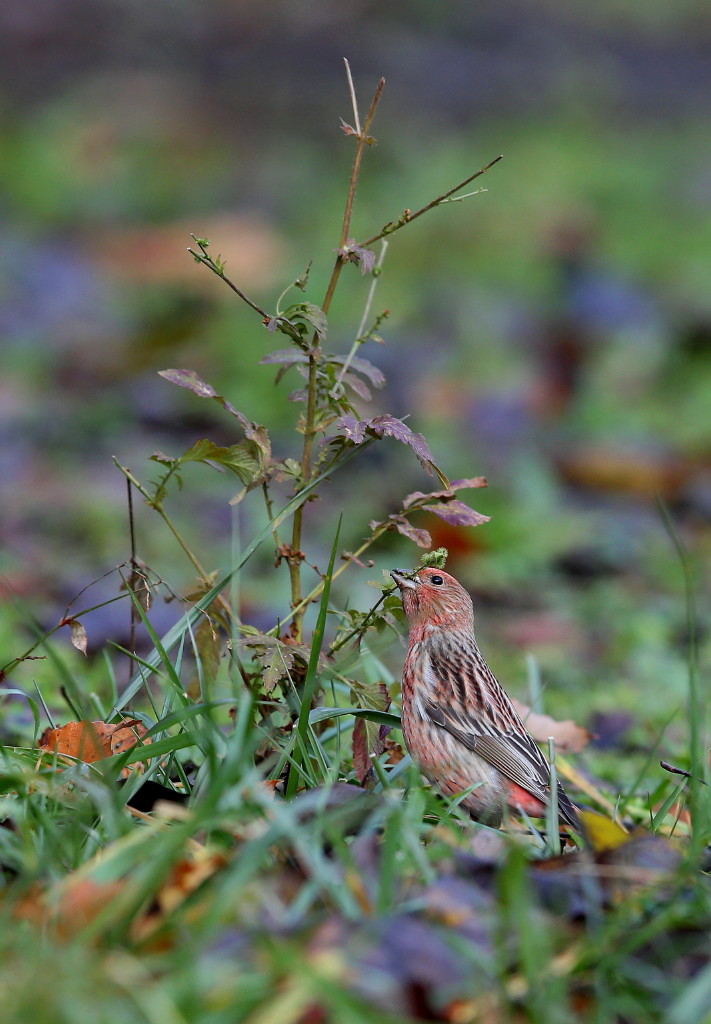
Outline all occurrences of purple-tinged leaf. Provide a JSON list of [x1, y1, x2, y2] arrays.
[[343, 374, 372, 402], [160, 367, 248, 428], [333, 414, 447, 482], [158, 368, 271, 461], [338, 238, 377, 275], [289, 388, 308, 403], [350, 355, 385, 387], [335, 415, 368, 444], [357, 247, 376, 275], [403, 476, 488, 509], [260, 349, 309, 366], [394, 518, 432, 548], [330, 355, 385, 388], [159, 368, 219, 400], [421, 500, 490, 527]]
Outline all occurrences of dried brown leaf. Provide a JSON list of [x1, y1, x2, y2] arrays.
[[512, 699, 591, 753]]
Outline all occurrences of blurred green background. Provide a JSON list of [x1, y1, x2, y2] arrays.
[[2, 1, 711, 777]]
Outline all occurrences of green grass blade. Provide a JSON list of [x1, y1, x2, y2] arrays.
[[285, 515, 342, 798]]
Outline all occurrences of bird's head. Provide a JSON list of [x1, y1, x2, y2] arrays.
[[390, 567, 474, 633]]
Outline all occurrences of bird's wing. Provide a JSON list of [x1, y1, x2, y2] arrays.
[[424, 698, 580, 830]]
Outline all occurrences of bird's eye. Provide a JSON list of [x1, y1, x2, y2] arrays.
[[430, 575, 444, 586]]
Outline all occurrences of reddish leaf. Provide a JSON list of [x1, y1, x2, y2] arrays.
[[38, 719, 149, 778], [330, 355, 385, 388], [158, 369, 270, 459], [352, 718, 370, 783], [335, 415, 367, 444], [403, 477, 487, 508], [342, 374, 372, 402], [421, 500, 490, 527], [393, 517, 432, 549], [333, 414, 445, 481]]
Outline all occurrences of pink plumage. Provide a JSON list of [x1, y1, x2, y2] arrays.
[[391, 567, 580, 832]]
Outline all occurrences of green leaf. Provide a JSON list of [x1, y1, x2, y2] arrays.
[[177, 438, 266, 492], [309, 706, 402, 727], [284, 302, 328, 344]]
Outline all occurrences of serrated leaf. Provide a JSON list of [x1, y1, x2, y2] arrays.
[[159, 368, 219, 400], [283, 302, 328, 344], [403, 477, 488, 508], [330, 355, 385, 388], [150, 450, 176, 467], [333, 414, 446, 483], [334, 414, 367, 444], [178, 438, 266, 491]]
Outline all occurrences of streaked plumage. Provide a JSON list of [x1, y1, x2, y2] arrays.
[[391, 567, 580, 832]]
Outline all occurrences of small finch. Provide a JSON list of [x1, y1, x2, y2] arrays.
[[391, 566, 581, 833]]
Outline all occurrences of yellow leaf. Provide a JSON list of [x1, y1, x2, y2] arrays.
[[578, 810, 629, 852]]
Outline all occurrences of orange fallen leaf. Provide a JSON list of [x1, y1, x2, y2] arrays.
[[15, 877, 128, 938], [38, 719, 149, 778]]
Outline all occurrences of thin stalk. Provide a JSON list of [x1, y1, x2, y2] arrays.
[[126, 476, 139, 680], [333, 239, 388, 393], [271, 520, 391, 637], [288, 74, 385, 640], [657, 499, 706, 850], [114, 461, 209, 582]]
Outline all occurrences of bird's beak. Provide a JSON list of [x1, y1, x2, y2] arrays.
[[390, 569, 418, 590]]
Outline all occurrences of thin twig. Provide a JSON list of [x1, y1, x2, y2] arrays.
[[262, 482, 281, 554], [112, 458, 232, 622], [288, 74, 386, 639], [329, 591, 388, 655], [188, 236, 269, 318], [359, 153, 502, 247], [126, 476, 139, 678]]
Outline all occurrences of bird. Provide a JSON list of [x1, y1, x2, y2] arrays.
[[390, 566, 581, 833]]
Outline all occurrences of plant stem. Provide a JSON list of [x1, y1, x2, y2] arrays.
[[273, 521, 390, 638], [288, 74, 385, 640]]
